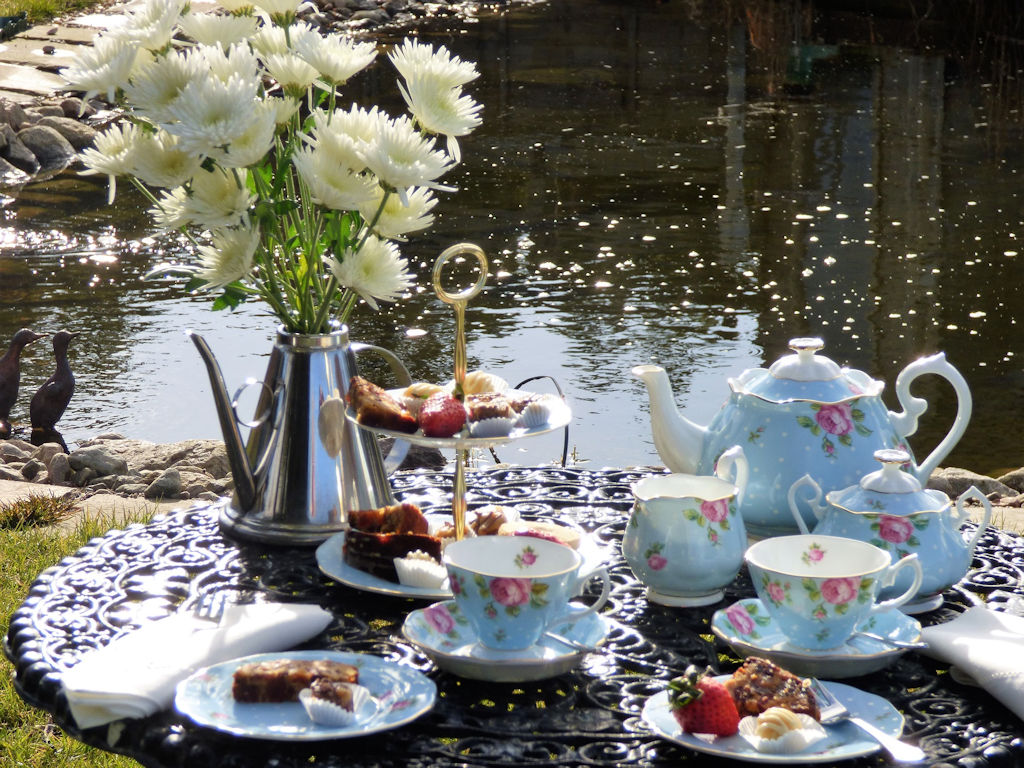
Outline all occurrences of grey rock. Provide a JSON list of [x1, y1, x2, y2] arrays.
[[197, 491, 223, 502], [69, 446, 129, 477], [20, 458, 44, 480], [0, 99, 28, 130], [60, 97, 94, 119], [38, 116, 97, 150], [74, 466, 98, 487], [33, 470, 49, 485], [0, 156, 30, 187], [145, 467, 181, 499], [77, 437, 231, 479], [32, 442, 64, 466], [26, 105, 66, 120], [996, 468, 1024, 493], [48, 452, 72, 485], [0, 442, 30, 461], [117, 483, 149, 496], [0, 464, 24, 481], [927, 466, 1014, 499], [17, 125, 76, 171], [2, 124, 40, 174]]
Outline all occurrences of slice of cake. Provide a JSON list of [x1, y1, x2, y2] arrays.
[[723, 657, 820, 720], [344, 503, 442, 582], [347, 376, 418, 434], [232, 659, 359, 703]]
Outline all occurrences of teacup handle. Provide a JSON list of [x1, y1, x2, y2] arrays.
[[955, 485, 993, 557], [871, 553, 923, 615], [555, 566, 610, 627], [787, 474, 823, 535]]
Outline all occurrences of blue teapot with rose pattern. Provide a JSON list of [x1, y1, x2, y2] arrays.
[[632, 338, 972, 538]]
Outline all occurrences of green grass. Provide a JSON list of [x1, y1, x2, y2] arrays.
[[1, 511, 150, 768], [0, 0, 104, 27]]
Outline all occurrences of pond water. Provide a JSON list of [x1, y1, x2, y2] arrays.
[[1, 0, 1023, 476]]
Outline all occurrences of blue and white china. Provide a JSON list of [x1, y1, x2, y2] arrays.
[[622, 445, 749, 606], [711, 598, 924, 678], [745, 534, 922, 651], [632, 337, 972, 537], [402, 599, 613, 682], [788, 449, 993, 614], [443, 535, 610, 651], [173, 650, 436, 741], [643, 677, 905, 763]]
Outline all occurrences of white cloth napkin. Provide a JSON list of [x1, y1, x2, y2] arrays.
[[920, 605, 1024, 722], [62, 602, 332, 729]]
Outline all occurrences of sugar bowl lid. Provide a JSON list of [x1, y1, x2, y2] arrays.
[[733, 338, 884, 403], [826, 449, 949, 515]]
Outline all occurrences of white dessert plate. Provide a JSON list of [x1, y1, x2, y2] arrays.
[[643, 677, 905, 763], [402, 599, 613, 682], [346, 392, 571, 449], [174, 650, 436, 741], [711, 598, 923, 678], [316, 516, 608, 601]]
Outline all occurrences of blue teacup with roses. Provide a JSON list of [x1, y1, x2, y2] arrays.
[[744, 534, 922, 651], [443, 535, 610, 651]]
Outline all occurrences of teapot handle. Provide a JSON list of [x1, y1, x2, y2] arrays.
[[787, 474, 823, 535], [351, 343, 413, 474], [888, 352, 972, 483], [955, 485, 993, 557], [714, 445, 749, 507]]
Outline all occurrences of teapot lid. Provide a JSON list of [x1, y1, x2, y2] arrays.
[[732, 338, 883, 403], [826, 449, 950, 515]]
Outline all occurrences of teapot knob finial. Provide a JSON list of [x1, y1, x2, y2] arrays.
[[789, 337, 825, 355], [874, 448, 911, 467]]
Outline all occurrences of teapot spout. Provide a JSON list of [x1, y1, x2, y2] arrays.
[[631, 364, 707, 474], [187, 330, 258, 513]]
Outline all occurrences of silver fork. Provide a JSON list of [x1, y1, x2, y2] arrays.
[[192, 590, 228, 624], [810, 678, 926, 763]]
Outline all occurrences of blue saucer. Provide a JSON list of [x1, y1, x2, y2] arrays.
[[711, 598, 923, 678]]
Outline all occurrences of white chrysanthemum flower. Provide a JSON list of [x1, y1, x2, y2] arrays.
[[196, 225, 260, 289], [388, 39, 479, 90], [177, 11, 258, 47], [399, 77, 482, 162], [301, 107, 377, 173], [359, 114, 453, 203], [262, 51, 319, 95], [116, 0, 187, 51], [252, 0, 301, 19], [213, 99, 277, 168], [358, 186, 436, 239], [79, 121, 143, 203], [164, 73, 262, 158], [217, 0, 254, 12], [125, 129, 202, 189], [291, 25, 377, 85], [250, 24, 289, 58], [293, 146, 376, 211], [123, 48, 203, 123], [152, 166, 253, 230], [62, 34, 138, 103], [328, 234, 413, 310], [270, 95, 300, 124], [201, 42, 261, 87]]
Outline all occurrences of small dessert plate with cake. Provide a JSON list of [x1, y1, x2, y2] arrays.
[[315, 504, 607, 600], [711, 598, 923, 679], [401, 600, 615, 682], [643, 674, 905, 763], [174, 650, 436, 741]]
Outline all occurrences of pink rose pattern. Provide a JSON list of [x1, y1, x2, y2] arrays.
[[489, 577, 533, 608], [700, 499, 729, 524], [683, 497, 736, 545], [869, 513, 928, 558], [820, 577, 860, 605], [794, 399, 874, 458], [725, 603, 755, 635], [424, 603, 457, 636]]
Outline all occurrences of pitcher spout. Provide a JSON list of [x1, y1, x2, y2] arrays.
[[187, 330, 258, 513], [631, 364, 707, 474]]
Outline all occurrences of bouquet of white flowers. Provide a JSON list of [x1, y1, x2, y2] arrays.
[[63, 0, 482, 334]]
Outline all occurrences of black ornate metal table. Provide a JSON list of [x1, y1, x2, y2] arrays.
[[6, 467, 1024, 767]]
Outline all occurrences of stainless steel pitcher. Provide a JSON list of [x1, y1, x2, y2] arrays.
[[189, 325, 411, 546]]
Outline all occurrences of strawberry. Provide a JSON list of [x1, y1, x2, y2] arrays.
[[418, 392, 467, 437], [667, 665, 740, 737]]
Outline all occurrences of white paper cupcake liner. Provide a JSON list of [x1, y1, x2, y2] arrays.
[[468, 416, 516, 437], [299, 683, 377, 727], [515, 401, 554, 429], [394, 554, 448, 588], [738, 713, 827, 754]]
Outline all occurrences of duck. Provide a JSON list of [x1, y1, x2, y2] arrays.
[[30, 330, 77, 435], [0, 328, 46, 438]]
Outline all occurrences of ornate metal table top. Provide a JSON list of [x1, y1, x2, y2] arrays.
[[6, 466, 1024, 767]]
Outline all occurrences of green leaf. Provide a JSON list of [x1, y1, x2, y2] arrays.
[[797, 416, 814, 428]]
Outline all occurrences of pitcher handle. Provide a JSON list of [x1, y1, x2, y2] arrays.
[[350, 343, 413, 474], [871, 553, 923, 615], [955, 485, 993, 557], [787, 474, 823, 535], [888, 352, 972, 483], [715, 445, 749, 507]]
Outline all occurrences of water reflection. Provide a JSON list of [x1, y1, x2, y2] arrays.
[[1, 0, 1022, 475]]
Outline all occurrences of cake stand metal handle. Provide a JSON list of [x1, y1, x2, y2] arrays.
[[431, 243, 488, 541]]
